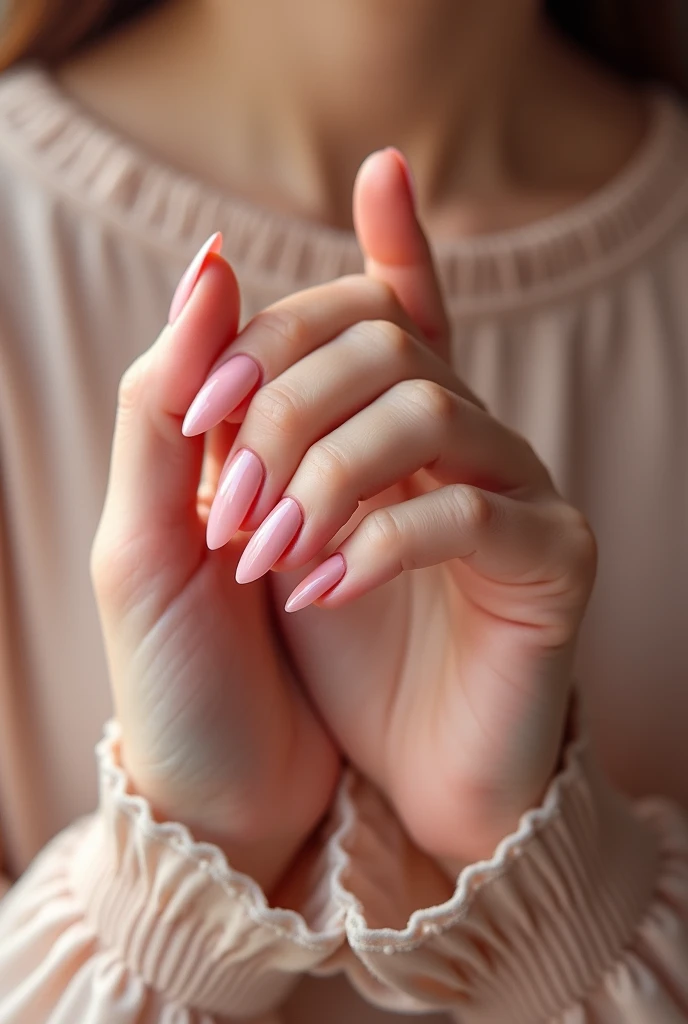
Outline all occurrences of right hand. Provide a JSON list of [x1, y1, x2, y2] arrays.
[[90, 243, 340, 892]]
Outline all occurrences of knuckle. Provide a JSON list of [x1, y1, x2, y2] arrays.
[[249, 382, 308, 437], [303, 440, 351, 493], [361, 507, 402, 558], [365, 319, 415, 361], [448, 484, 494, 532], [365, 278, 403, 320], [558, 504, 598, 568], [398, 378, 455, 423], [116, 356, 148, 413], [250, 306, 309, 354]]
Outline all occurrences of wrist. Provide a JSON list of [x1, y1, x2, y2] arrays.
[[122, 754, 341, 896], [138, 784, 339, 896], [432, 691, 576, 871], [434, 781, 555, 878], [185, 819, 315, 895]]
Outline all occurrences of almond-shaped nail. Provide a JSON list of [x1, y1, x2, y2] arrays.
[[182, 355, 260, 436], [284, 554, 346, 613], [235, 498, 302, 584], [168, 231, 223, 325], [206, 449, 264, 550]]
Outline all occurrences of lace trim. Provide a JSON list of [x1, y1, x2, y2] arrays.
[[336, 713, 591, 952], [96, 720, 348, 951]]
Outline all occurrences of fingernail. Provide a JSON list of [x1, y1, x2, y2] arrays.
[[182, 355, 261, 436], [387, 147, 416, 208], [168, 231, 223, 325], [206, 449, 264, 550], [284, 554, 346, 613], [235, 497, 302, 584]]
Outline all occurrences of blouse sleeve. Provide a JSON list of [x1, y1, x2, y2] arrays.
[[2, 713, 686, 1022], [0, 720, 348, 1022], [324, 704, 688, 1021]]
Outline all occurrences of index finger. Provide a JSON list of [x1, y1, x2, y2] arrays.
[[353, 147, 451, 357]]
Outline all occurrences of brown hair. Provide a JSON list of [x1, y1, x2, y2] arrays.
[[1, 0, 687, 94], [0, 0, 162, 68]]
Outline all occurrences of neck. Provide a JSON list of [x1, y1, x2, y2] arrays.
[[209, 0, 540, 213], [58, 0, 645, 233]]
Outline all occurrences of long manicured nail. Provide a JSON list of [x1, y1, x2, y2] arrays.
[[168, 231, 223, 324], [182, 355, 261, 436], [284, 554, 346, 613], [206, 449, 264, 550], [235, 498, 302, 584]]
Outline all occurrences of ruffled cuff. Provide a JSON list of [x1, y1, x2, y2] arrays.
[[327, 714, 688, 1021], [66, 720, 347, 1018]]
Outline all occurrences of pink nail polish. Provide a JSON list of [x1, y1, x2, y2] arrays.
[[284, 554, 346, 613], [182, 355, 261, 436], [235, 498, 302, 584], [168, 231, 223, 325], [387, 147, 416, 208], [206, 449, 264, 550]]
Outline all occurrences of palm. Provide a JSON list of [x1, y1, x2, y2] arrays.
[[98, 487, 339, 874], [95, 255, 341, 888], [273, 476, 574, 863]]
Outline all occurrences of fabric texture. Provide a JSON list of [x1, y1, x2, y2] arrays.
[[1, 713, 687, 1020], [0, 62, 687, 1021]]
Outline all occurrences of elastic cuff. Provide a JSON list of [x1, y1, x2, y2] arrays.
[[331, 716, 664, 1020], [70, 720, 346, 1018]]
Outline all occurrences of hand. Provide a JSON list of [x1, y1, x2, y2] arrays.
[[90, 240, 339, 892], [190, 149, 598, 865]]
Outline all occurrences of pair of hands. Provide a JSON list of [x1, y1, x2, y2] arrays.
[[91, 150, 597, 893]]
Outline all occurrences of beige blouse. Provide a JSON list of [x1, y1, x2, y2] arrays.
[[0, 62, 687, 1022]]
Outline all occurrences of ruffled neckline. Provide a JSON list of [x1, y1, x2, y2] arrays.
[[1, 62, 687, 315]]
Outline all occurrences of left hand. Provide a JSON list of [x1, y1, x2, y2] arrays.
[[188, 149, 598, 865]]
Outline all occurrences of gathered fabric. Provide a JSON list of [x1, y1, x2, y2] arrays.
[[0, 63, 687, 1022]]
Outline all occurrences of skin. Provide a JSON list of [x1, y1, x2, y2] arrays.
[[93, 151, 596, 895], [80, 2, 642, 890], [59, 0, 646, 235]]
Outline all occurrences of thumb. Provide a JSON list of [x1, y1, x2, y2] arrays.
[[100, 240, 242, 554], [353, 147, 450, 357]]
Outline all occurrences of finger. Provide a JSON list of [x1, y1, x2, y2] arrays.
[[233, 382, 550, 582], [353, 148, 451, 356], [197, 419, 241, 516], [101, 245, 241, 541], [207, 323, 478, 548], [181, 273, 421, 436], [285, 487, 579, 621], [186, 150, 454, 442]]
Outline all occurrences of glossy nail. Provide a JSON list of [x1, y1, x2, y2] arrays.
[[206, 449, 264, 550], [235, 498, 303, 584], [284, 554, 346, 613], [387, 147, 416, 208], [168, 231, 223, 325], [182, 355, 261, 436]]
